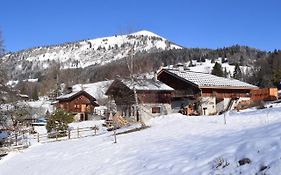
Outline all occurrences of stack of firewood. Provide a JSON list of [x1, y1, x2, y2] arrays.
[[112, 113, 129, 128]]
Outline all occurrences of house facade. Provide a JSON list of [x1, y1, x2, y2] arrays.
[[55, 91, 99, 121], [157, 68, 258, 115], [105, 78, 174, 121]]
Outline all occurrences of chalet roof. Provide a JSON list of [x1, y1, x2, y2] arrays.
[[57, 91, 79, 100], [120, 78, 174, 91], [57, 80, 113, 100], [56, 90, 97, 102], [160, 68, 258, 89]]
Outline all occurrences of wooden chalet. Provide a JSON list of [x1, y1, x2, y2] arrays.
[[55, 90, 99, 121], [157, 68, 258, 115], [105, 78, 174, 121]]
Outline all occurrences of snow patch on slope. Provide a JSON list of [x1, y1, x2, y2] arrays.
[[175, 58, 250, 76]]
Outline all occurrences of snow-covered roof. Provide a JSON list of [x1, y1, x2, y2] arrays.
[[161, 68, 258, 89], [121, 79, 174, 91], [56, 91, 79, 100], [18, 94, 29, 98], [57, 80, 113, 100]]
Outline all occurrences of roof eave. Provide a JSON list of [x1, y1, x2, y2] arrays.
[[199, 86, 258, 90], [136, 89, 174, 92]]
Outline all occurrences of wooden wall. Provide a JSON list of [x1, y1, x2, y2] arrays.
[[201, 88, 251, 98], [56, 94, 97, 113], [137, 91, 172, 104], [250, 88, 278, 101]]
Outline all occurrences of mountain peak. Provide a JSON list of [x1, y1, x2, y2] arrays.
[[130, 30, 161, 38], [1, 30, 182, 80]]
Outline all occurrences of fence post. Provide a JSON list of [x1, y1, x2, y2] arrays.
[[94, 125, 97, 135], [22, 132, 25, 146], [113, 130, 117, 144], [68, 130, 71, 139], [37, 133, 39, 143], [56, 130, 58, 141], [77, 127, 79, 138], [15, 132, 18, 146]]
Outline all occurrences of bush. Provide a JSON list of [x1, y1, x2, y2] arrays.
[[212, 157, 230, 170], [238, 158, 251, 166], [46, 109, 74, 137]]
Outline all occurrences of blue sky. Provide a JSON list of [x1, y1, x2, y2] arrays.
[[0, 0, 280, 52]]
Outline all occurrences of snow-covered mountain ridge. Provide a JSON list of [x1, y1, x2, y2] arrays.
[[0, 30, 181, 79]]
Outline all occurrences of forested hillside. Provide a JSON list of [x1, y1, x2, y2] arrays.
[[1, 29, 280, 99]]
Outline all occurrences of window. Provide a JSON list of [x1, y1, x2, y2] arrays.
[[152, 107, 161, 113]]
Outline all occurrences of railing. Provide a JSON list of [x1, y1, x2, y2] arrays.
[[34, 126, 101, 143], [1, 130, 31, 153]]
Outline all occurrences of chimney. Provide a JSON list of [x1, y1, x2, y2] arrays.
[[176, 63, 184, 71], [158, 63, 164, 72], [80, 84, 84, 91], [66, 87, 73, 94], [153, 71, 158, 82]]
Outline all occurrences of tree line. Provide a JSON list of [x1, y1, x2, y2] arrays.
[[14, 46, 281, 98]]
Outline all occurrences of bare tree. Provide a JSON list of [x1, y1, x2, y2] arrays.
[[0, 30, 4, 57], [0, 30, 8, 104], [0, 30, 24, 130], [119, 30, 146, 127]]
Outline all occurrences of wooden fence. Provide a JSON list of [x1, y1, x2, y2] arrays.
[[0, 130, 30, 156], [0, 126, 102, 157], [34, 126, 100, 143], [2, 130, 30, 147]]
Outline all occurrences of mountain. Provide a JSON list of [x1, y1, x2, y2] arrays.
[[0, 30, 182, 80], [0, 30, 270, 97]]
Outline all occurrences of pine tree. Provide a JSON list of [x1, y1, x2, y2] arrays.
[[46, 109, 74, 137], [188, 59, 194, 67], [32, 87, 39, 100], [0, 31, 4, 57], [239, 55, 245, 66], [211, 62, 223, 77], [233, 63, 242, 80], [223, 67, 229, 78]]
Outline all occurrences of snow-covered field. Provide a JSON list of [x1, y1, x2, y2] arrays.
[[187, 58, 249, 76], [1, 105, 281, 174]]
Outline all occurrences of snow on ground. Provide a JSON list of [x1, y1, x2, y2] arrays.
[[1, 105, 281, 174]]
